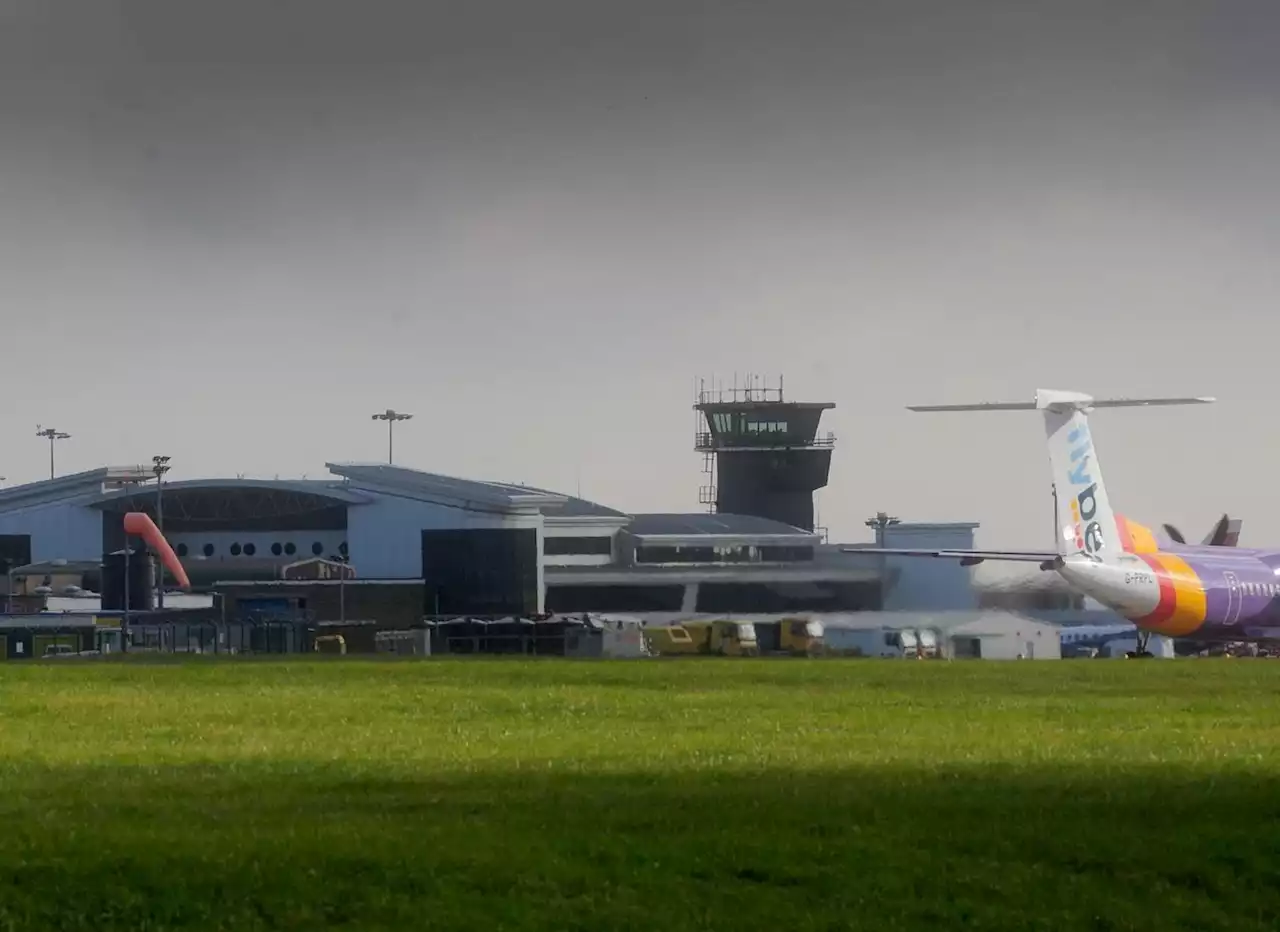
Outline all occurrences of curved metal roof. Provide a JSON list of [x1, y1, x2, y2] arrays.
[[88, 478, 371, 507], [326, 462, 567, 511]]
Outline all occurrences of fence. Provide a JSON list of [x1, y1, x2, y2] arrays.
[[425, 617, 603, 657], [0, 614, 647, 659]]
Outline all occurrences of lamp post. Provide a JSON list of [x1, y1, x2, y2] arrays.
[[35, 426, 70, 480], [153, 455, 171, 609], [371, 409, 412, 464]]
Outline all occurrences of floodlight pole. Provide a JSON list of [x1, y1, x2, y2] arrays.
[[371, 409, 412, 464], [123, 542, 131, 654], [152, 456, 171, 609], [865, 511, 901, 546], [36, 426, 71, 480]]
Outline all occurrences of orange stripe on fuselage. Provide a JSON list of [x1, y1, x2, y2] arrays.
[[1116, 515, 1159, 553], [1134, 552, 1207, 636]]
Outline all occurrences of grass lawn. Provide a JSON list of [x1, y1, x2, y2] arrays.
[[2, 658, 1280, 930]]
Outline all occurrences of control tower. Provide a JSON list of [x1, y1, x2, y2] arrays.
[[694, 375, 835, 532]]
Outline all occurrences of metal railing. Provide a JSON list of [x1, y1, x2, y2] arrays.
[[694, 431, 836, 450]]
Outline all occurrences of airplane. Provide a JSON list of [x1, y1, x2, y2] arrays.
[[844, 389, 1280, 656]]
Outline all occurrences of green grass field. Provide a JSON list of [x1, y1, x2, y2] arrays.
[[2, 658, 1280, 931]]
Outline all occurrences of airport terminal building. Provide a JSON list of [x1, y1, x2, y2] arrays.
[[0, 383, 981, 619], [0, 462, 951, 616]]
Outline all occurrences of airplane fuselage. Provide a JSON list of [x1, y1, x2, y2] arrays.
[[1058, 538, 1280, 642]]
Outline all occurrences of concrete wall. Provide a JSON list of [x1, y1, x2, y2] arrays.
[[880, 524, 979, 611], [0, 501, 102, 563]]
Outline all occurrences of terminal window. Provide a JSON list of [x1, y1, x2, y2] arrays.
[[544, 536, 612, 556]]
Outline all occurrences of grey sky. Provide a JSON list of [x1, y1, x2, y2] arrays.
[[2, 1, 1278, 549]]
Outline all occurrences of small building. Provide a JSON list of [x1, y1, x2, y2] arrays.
[[947, 612, 1062, 660], [820, 610, 1061, 659], [214, 578, 426, 628], [0, 613, 106, 659], [878, 522, 981, 611]]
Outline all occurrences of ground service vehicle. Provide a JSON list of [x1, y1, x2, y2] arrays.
[[916, 628, 940, 658], [831, 626, 942, 658], [646, 620, 758, 656], [755, 618, 825, 656]]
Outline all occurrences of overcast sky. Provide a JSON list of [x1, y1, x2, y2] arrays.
[[2, 1, 1278, 548]]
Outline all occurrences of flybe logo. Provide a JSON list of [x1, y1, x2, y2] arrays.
[[1066, 423, 1105, 555]]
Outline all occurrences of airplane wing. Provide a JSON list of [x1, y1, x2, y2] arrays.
[[842, 547, 1061, 566]]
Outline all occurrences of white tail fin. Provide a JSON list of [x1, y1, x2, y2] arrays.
[[1038, 391, 1120, 561], [908, 389, 1215, 561]]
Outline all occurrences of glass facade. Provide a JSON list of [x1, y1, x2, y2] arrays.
[[421, 528, 539, 616]]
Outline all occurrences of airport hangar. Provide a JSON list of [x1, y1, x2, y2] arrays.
[[0, 462, 980, 618]]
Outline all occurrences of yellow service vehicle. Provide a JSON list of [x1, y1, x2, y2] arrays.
[[777, 617, 825, 656], [752, 618, 825, 656], [646, 620, 758, 656]]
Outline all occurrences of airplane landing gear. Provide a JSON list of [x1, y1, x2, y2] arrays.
[[1125, 631, 1154, 659]]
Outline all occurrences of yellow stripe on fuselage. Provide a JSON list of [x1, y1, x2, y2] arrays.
[[1148, 552, 1208, 636]]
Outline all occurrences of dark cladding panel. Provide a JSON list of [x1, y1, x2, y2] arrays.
[[695, 581, 881, 614], [546, 584, 685, 613], [422, 528, 538, 616], [96, 487, 350, 533], [544, 536, 613, 556], [714, 448, 833, 531], [0, 536, 31, 574], [101, 511, 126, 558], [101, 548, 155, 612]]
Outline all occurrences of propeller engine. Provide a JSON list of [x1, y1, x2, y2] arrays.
[[1162, 513, 1241, 548]]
